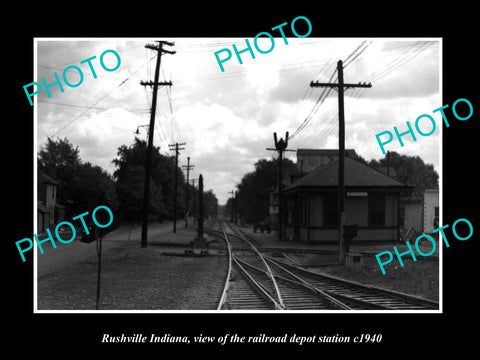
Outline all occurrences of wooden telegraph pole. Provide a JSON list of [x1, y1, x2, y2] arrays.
[[169, 142, 186, 233], [191, 178, 198, 225], [310, 60, 371, 264], [140, 40, 175, 248], [197, 174, 204, 239], [182, 157, 195, 227]]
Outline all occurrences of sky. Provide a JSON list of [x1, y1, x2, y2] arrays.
[[35, 37, 441, 205]]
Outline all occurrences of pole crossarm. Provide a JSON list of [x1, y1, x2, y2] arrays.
[[140, 80, 173, 87], [310, 81, 372, 90], [146, 41, 176, 53], [168, 142, 186, 155], [266, 148, 296, 152]]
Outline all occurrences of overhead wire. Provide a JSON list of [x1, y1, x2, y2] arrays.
[[365, 41, 434, 83], [48, 54, 154, 137], [288, 67, 337, 140], [291, 42, 371, 146], [288, 40, 433, 147], [344, 40, 372, 68], [288, 40, 372, 141], [38, 99, 148, 113]]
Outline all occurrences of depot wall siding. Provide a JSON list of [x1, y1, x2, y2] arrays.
[[285, 192, 400, 243]]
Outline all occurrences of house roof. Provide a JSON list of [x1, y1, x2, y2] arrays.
[[284, 156, 409, 192], [38, 171, 60, 185]]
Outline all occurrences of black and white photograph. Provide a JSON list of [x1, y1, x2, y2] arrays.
[[33, 37, 441, 312], [7, 7, 479, 355]]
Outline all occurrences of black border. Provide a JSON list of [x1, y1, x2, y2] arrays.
[[7, 5, 479, 355]]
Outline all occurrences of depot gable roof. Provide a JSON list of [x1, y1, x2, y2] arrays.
[[284, 156, 408, 191]]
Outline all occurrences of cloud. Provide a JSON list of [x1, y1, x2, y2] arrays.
[[268, 66, 315, 104]]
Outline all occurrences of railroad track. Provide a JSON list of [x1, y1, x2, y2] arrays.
[[264, 255, 438, 310], [213, 221, 350, 310], [207, 220, 439, 311], [211, 221, 283, 310]]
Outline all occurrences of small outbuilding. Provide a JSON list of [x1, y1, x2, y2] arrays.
[[37, 171, 64, 233]]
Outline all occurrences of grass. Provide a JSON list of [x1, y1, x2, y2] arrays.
[[286, 253, 439, 301], [322, 257, 439, 301]]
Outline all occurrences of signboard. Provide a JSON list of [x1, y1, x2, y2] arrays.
[[346, 192, 368, 197]]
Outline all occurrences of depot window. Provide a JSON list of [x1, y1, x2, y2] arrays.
[[368, 193, 385, 226], [323, 194, 338, 227]]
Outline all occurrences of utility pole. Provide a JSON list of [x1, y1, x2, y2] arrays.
[[197, 174, 204, 239], [191, 178, 198, 225], [182, 157, 195, 228], [228, 190, 234, 222], [310, 59, 371, 264], [234, 190, 238, 224], [140, 40, 175, 248], [267, 132, 294, 242], [169, 142, 186, 233]]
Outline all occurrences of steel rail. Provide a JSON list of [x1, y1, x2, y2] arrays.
[[232, 255, 285, 310], [226, 223, 286, 309], [263, 255, 388, 310], [272, 256, 439, 310], [262, 256, 353, 310], [216, 222, 233, 310], [235, 256, 351, 310]]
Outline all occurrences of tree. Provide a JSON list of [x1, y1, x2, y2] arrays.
[[38, 137, 81, 176], [203, 189, 218, 218], [368, 151, 438, 189], [69, 162, 118, 216], [38, 137, 117, 217], [112, 137, 186, 222], [236, 158, 297, 223], [38, 137, 81, 213]]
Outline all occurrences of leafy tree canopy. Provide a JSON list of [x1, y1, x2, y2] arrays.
[[38, 137, 117, 218], [366, 151, 438, 189]]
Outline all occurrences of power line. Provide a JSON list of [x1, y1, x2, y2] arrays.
[[48, 56, 153, 137], [293, 41, 437, 150], [365, 41, 434, 83], [343, 41, 367, 67], [285, 58, 338, 131], [288, 40, 435, 144], [289, 67, 337, 140], [38, 99, 148, 113], [288, 41, 372, 141], [38, 44, 146, 69], [344, 40, 372, 68], [297, 105, 338, 147]]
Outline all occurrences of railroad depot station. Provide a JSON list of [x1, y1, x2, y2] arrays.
[[270, 149, 439, 244]]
